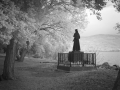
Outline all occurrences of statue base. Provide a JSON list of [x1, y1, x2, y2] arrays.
[[68, 51, 84, 63]]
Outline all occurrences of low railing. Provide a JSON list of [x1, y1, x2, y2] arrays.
[[58, 52, 96, 67], [83, 53, 96, 65], [58, 53, 68, 64]]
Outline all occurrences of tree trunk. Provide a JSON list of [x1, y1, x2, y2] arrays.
[[112, 69, 120, 90], [17, 48, 27, 62], [2, 38, 16, 80]]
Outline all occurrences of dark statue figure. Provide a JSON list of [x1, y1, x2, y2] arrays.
[[73, 29, 80, 51]]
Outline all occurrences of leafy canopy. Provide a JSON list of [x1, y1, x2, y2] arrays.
[[0, 0, 108, 47]]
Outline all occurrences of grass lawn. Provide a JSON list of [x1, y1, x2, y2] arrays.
[[0, 55, 118, 90]]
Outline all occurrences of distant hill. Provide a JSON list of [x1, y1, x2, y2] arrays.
[[80, 34, 120, 52]]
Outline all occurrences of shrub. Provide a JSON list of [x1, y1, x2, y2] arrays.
[[99, 62, 111, 69]]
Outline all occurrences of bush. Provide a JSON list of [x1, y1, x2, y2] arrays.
[[98, 62, 111, 69], [30, 32, 71, 60], [32, 44, 45, 58], [112, 64, 120, 70], [97, 62, 120, 70]]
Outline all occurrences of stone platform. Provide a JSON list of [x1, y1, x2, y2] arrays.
[[57, 65, 97, 71]]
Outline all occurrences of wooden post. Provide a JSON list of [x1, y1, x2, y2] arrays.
[[62, 53, 64, 63], [88, 54, 90, 64], [70, 61, 71, 67], [87, 54, 89, 64], [61, 53, 63, 63], [82, 52, 84, 67], [58, 53, 59, 66], [88, 53, 91, 64], [61, 53, 62, 63], [94, 53, 96, 67], [92, 54, 94, 65], [64, 53, 65, 62]]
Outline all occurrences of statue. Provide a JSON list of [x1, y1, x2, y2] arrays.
[[68, 29, 83, 63], [73, 29, 80, 51]]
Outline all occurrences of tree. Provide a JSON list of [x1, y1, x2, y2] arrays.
[[30, 1, 89, 59], [110, 1, 120, 90], [114, 23, 120, 33], [106, 0, 120, 89], [0, 0, 107, 80], [112, 0, 120, 12], [11, 0, 106, 60], [0, 0, 38, 80], [0, 1, 20, 80]]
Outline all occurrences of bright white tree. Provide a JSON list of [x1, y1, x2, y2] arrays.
[[0, 0, 107, 80]]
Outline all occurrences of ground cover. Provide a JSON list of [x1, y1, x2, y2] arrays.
[[0, 56, 118, 90]]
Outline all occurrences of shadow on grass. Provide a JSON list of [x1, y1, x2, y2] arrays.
[[16, 64, 68, 78], [65, 70, 118, 90], [0, 56, 118, 90]]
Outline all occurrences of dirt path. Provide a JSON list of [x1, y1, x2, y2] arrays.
[[0, 57, 118, 90]]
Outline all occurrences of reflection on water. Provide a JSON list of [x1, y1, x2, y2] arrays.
[[96, 52, 120, 66]]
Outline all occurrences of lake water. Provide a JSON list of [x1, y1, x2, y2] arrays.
[[96, 52, 120, 66]]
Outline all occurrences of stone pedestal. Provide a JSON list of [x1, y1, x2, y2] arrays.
[[68, 51, 84, 64]]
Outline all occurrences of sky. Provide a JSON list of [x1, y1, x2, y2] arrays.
[[81, 3, 120, 36]]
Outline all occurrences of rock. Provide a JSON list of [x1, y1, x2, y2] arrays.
[[101, 62, 110, 69], [112, 64, 120, 70], [97, 62, 111, 69]]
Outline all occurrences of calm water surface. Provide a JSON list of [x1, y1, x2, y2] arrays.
[[96, 52, 120, 66]]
